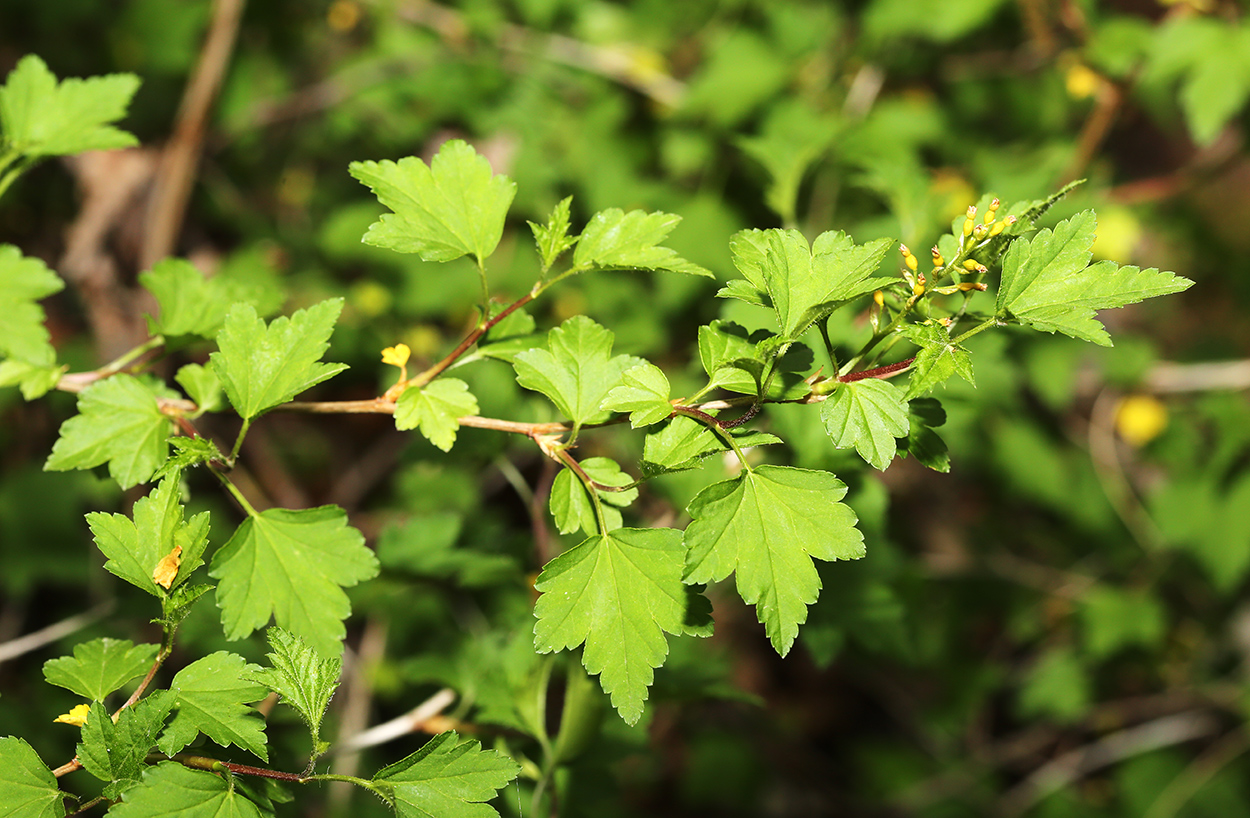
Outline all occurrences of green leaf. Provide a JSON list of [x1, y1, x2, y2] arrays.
[[640, 415, 781, 477], [901, 322, 975, 399], [0, 244, 63, 367], [210, 506, 378, 656], [349, 140, 516, 265], [1018, 647, 1089, 723], [549, 457, 636, 535], [373, 731, 520, 818], [210, 299, 348, 420], [683, 465, 864, 656], [243, 628, 341, 754], [1080, 586, 1166, 659], [996, 210, 1193, 346], [139, 258, 248, 340], [44, 375, 173, 489], [78, 693, 175, 790], [514, 316, 644, 432], [174, 363, 224, 413], [529, 195, 578, 273], [724, 229, 892, 340], [534, 527, 711, 724], [698, 320, 765, 394], [107, 762, 263, 818], [572, 208, 711, 277], [820, 378, 909, 470], [0, 737, 64, 818], [42, 638, 159, 702], [0, 55, 139, 158], [395, 378, 479, 452], [152, 436, 224, 480], [159, 652, 269, 760], [0, 359, 64, 400], [600, 363, 672, 428], [899, 398, 950, 473], [376, 515, 516, 587], [85, 476, 210, 596]]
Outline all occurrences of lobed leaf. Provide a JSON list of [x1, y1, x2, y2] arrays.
[[600, 362, 673, 428], [0, 55, 139, 158], [42, 639, 159, 703], [534, 527, 711, 723], [901, 322, 975, 399], [158, 652, 269, 760], [572, 208, 711, 277], [243, 628, 342, 753], [210, 506, 378, 657], [349, 140, 516, 265], [78, 693, 175, 794], [107, 762, 263, 818], [640, 415, 781, 477], [0, 244, 63, 368], [819, 378, 909, 470], [44, 375, 173, 489], [395, 378, 479, 451], [683, 465, 864, 656], [0, 736, 64, 818], [373, 731, 521, 818]]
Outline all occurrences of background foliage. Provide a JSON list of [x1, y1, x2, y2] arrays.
[[1, 0, 1248, 815]]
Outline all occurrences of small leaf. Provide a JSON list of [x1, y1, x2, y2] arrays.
[[210, 299, 348, 421], [139, 258, 241, 340], [0, 55, 139, 158], [0, 244, 64, 368], [0, 359, 65, 400], [78, 694, 175, 789], [600, 363, 673, 428], [899, 399, 950, 473], [996, 210, 1193, 346], [0, 736, 65, 818], [572, 208, 711, 277], [85, 476, 210, 596], [210, 506, 378, 656], [395, 378, 479, 451], [514, 316, 644, 433], [819, 378, 909, 470], [683, 465, 864, 656], [698, 320, 765, 394], [640, 415, 781, 477], [174, 363, 223, 413], [535, 527, 711, 723], [243, 628, 341, 754], [901, 322, 975, 399], [159, 652, 269, 760], [42, 639, 159, 702], [548, 457, 635, 535], [349, 140, 516, 265], [152, 436, 224, 480], [107, 762, 263, 818], [373, 731, 520, 818], [530, 196, 578, 273], [44, 375, 173, 489]]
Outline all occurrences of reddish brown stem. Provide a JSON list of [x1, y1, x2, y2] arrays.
[[839, 357, 915, 383], [409, 291, 534, 388]]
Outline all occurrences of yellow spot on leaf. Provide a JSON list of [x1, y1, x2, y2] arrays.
[[381, 343, 411, 368], [1115, 394, 1168, 447], [153, 544, 183, 590], [54, 703, 90, 726]]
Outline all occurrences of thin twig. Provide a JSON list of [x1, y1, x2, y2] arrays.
[[332, 688, 457, 754], [0, 602, 114, 665]]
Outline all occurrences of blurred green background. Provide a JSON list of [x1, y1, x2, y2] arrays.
[[3, 0, 1250, 815]]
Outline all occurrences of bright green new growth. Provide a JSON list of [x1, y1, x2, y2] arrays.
[[571, 208, 712, 277], [533, 527, 711, 724], [78, 693, 175, 797], [0, 245, 64, 371], [902, 322, 975, 399], [820, 379, 911, 471], [42, 639, 159, 703], [0, 55, 139, 158], [683, 466, 865, 656], [395, 378, 480, 451], [243, 628, 342, 763], [549, 457, 637, 535], [600, 363, 673, 428]]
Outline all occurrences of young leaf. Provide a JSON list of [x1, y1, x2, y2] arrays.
[[107, 762, 262, 818], [534, 527, 711, 724], [820, 378, 909, 470], [158, 651, 269, 760], [42, 639, 159, 702], [243, 628, 342, 756], [683, 465, 864, 656], [152, 436, 224, 480], [210, 299, 348, 421], [901, 322, 975, 399], [996, 210, 1193, 346], [0, 359, 64, 401], [0, 55, 139, 158], [898, 398, 951, 473], [372, 731, 520, 818], [549, 457, 636, 535], [78, 693, 175, 793], [529, 195, 578, 272], [570, 208, 711, 277], [723, 229, 892, 340], [0, 736, 64, 818], [514, 316, 644, 433], [0, 244, 64, 368], [174, 363, 224, 413], [44, 375, 173, 489], [395, 378, 479, 451], [139, 258, 243, 340], [698, 320, 765, 394], [349, 140, 516, 265], [640, 415, 781, 477], [600, 362, 673, 428], [210, 506, 378, 657], [85, 476, 210, 596]]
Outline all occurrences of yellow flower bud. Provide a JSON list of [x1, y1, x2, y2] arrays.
[[984, 197, 1000, 223], [381, 344, 411, 368], [931, 246, 944, 267], [900, 244, 918, 272], [962, 259, 980, 271], [963, 206, 977, 238]]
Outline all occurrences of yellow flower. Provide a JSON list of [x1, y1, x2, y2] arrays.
[[1115, 394, 1168, 447], [54, 703, 90, 726], [381, 344, 411, 368]]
